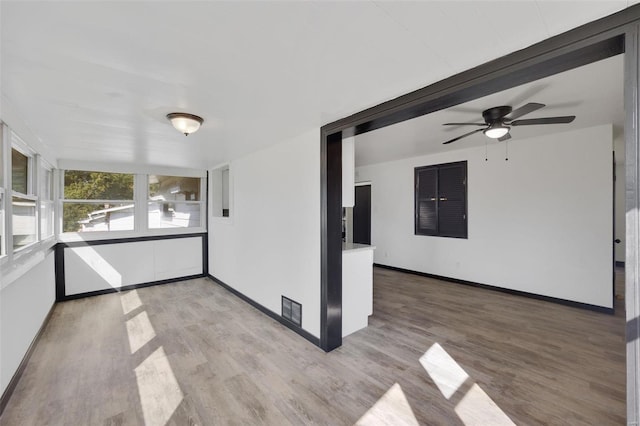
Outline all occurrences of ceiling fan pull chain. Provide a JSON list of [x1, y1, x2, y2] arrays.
[[485, 139, 488, 161], [505, 140, 509, 161]]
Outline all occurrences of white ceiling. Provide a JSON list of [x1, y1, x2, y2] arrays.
[[1, 1, 636, 169], [355, 53, 624, 166]]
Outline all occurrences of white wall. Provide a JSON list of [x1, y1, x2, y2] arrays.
[[209, 129, 321, 338], [356, 125, 614, 308], [0, 250, 55, 396], [64, 237, 203, 296]]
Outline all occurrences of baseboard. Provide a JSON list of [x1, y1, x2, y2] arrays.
[[206, 274, 321, 347], [58, 274, 206, 302], [374, 263, 615, 315], [0, 302, 56, 416]]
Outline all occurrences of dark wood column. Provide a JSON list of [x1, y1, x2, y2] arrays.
[[320, 130, 342, 352]]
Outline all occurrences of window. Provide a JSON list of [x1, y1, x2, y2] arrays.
[[415, 161, 467, 238], [0, 126, 5, 257], [12, 196, 37, 248], [39, 164, 54, 239], [0, 191, 5, 257], [148, 175, 203, 228], [62, 170, 135, 233], [211, 165, 231, 218], [222, 168, 230, 217], [11, 146, 37, 251], [0, 125, 57, 262], [11, 148, 29, 194]]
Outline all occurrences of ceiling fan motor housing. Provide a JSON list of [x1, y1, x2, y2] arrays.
[[482, 106, 512, 123]]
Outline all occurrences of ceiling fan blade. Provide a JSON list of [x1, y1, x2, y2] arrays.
[[510, 116, 576, 126], [498, 133, 512, 142], [443, 128, 484, 145], [443, 122, 486, 126], [505, 102, 545, 121]]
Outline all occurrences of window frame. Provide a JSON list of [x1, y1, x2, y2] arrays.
[[38, 158, 55, 241], [0, 122, 58, 288], [0, 123, 6, 259], [60, 169, 137, 235], [147, 174, 206, 230], [210, 163, 232, 221], [414, 160, 468, 239], [58, 168, 206, 241], [10, 134, 39, 253], [0, 188, 5, 259]]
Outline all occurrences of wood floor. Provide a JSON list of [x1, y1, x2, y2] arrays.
[[1, 268, 625, 425]]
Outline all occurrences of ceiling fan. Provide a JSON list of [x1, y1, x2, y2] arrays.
[[442, 103, 576, 145]]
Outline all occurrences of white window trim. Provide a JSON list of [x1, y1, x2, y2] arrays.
[[210, 163, 233, 224], [0, 123, 7, 260], [38, 157, 55, 241], [0, 187, 6, 259], [60, 169, 137, 236], [147, 175, 207, 230], [10, 132, 39, 254]]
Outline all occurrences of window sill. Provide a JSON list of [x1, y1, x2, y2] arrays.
[[12, 237, 56, 259]]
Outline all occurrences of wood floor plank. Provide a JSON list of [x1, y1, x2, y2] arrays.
[[0, 268, 626, 425]]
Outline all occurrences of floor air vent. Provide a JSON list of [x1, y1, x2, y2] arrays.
[[281, 296, 302, 326]]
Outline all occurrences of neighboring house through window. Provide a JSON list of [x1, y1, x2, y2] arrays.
[[148, 175, 203, 229]]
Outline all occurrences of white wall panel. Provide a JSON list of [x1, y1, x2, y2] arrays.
[[154, 237, 202, 280], [0, 250, 55, 395], [64, 237, 203, 296], [357, 125, 614, 308]]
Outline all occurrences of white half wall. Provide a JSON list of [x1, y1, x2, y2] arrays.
[[0, 250, 55, 396], [64, 236, 203, 296], [209, 129, 321, 338], [356, 124, 614, 308], [342, 248, 374, 337]]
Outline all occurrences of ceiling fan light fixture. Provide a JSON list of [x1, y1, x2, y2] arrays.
[[166, 112, 204, 136], [483, 124, 510, 139]]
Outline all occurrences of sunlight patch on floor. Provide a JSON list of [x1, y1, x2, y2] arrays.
[[120, 289, 142, 315], [126, 310, 157, 354], [455, 384, 515, 426], [356, 383, 419, 426], [420, 342, 469, 399], [134, 347, 184, 426], [421, 342, 515, 426]]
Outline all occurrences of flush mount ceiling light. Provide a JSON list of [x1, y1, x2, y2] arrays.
[[483, 123, 510, 139], [166, 112, 204, 136]]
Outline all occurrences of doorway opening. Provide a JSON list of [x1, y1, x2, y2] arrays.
[[320, 6, 639, 423]]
